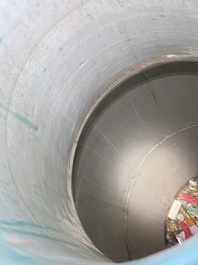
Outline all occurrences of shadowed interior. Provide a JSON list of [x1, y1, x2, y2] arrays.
[[1, 1, 198, 265], [73, 61, 198, 262]]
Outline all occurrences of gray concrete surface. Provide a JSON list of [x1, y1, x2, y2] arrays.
[[73, 62, 198, 261], [0, 1, 198, 265]]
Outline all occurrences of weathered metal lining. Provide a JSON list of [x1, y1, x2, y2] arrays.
[[0, 1, 198, 264]]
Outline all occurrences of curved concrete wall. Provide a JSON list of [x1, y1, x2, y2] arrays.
[[73, 62, 198, 262], [0, 1, 198, 265]]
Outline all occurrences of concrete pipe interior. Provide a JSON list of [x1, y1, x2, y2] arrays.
[[1, 1, 198, 265], [73, 61, 198, 262]]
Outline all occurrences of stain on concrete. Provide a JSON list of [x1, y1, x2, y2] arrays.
[[0, 102, 38, 131]]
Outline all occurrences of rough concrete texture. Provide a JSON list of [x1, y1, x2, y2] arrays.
[[0, 1, 198, 265]]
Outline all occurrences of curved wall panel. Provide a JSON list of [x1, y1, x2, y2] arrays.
[[0, 1, 198, 264]]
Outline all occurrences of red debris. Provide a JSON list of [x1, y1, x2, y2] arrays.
[[181, 192, 198, 205], [179, 221, 193, 239]]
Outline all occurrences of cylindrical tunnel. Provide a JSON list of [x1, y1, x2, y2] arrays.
[[73, 61, 198, 262], [0, 1, 198, 265]]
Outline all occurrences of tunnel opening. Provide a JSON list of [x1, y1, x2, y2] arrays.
[[72, 61, 198, 262]]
